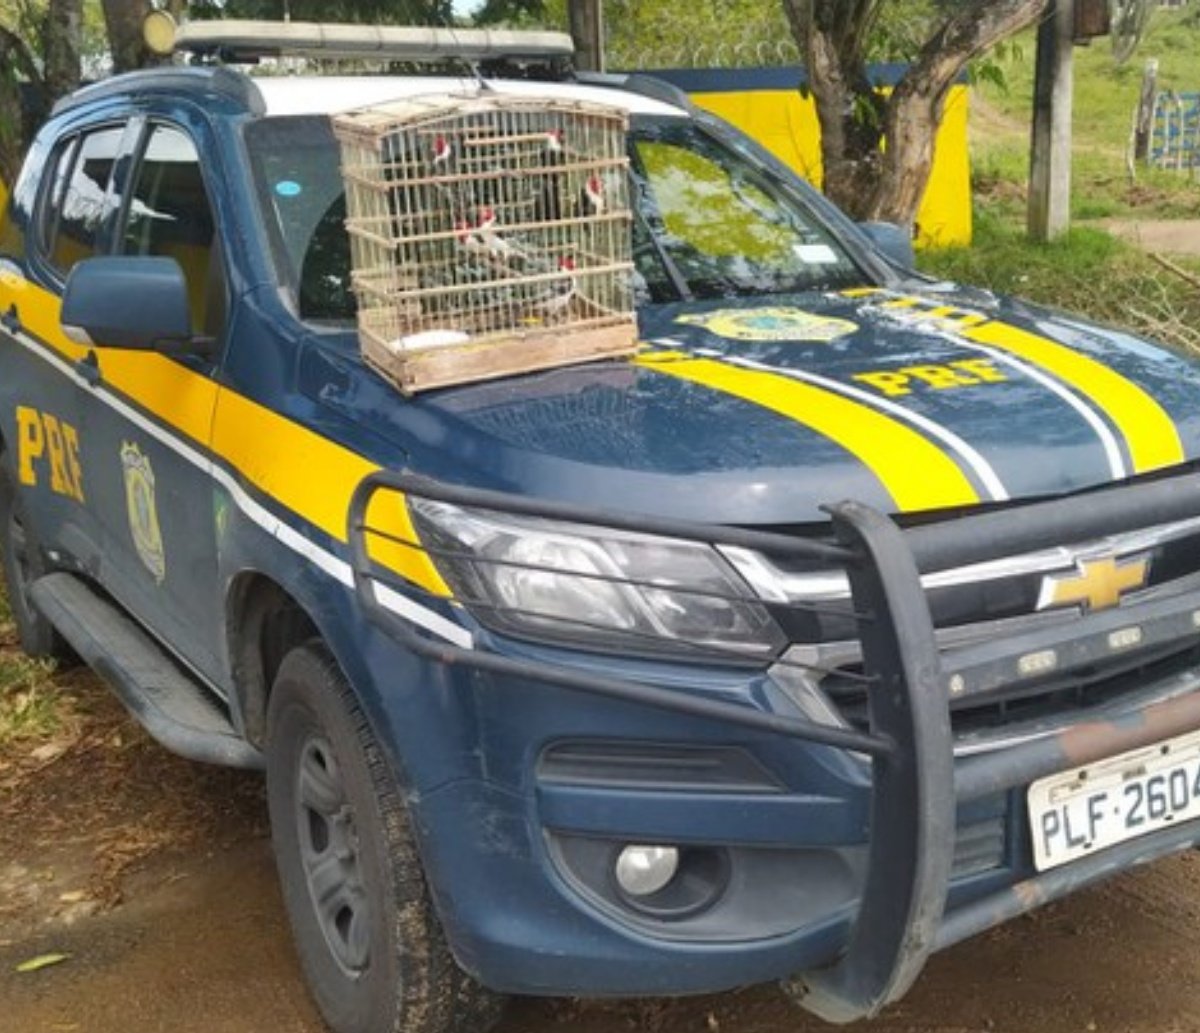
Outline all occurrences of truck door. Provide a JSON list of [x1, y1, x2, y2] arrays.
[[1, 122, 133, 586], [80, 119, 228, 684]]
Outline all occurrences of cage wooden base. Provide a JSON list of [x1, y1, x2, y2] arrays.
[[362, 320, 637, 394]]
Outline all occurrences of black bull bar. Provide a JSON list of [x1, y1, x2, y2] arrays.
[[349, 467, 1200, 1023]]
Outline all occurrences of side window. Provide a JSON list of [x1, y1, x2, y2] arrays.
[[36, 136, 79, 258], [40, 127, 124, 278], [121, 124, 222, 336]]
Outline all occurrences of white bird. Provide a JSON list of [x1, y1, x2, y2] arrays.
[[476, 207, 528, 263], [454, 218, 489, 258], [581, 174, 605, 215], [545, 129, 565, 155], [536, 256, 578, 321], [431, 134, 453, 170]]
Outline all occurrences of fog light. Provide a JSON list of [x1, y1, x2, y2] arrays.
[[1018, 649, 1058, 677], [1108, 626, 1143, 651], [614, 844, 680, 897]]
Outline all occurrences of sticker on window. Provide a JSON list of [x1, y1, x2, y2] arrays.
[[793, 244, 839, 264], [275, 180, 303, 198]]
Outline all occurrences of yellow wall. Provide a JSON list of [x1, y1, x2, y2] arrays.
[[690, 84, 972, 249]]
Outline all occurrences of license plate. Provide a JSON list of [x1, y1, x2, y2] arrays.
[[1027, 729, 1200, 872]]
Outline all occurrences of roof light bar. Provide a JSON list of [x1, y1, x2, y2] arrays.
[[146, 16, 575, 64]]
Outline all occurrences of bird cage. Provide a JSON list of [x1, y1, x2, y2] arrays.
[[333, 92, 638, 394]]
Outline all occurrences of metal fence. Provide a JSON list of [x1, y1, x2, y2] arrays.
[[1147, 90, 1200, 172], [611, 37, 801, 71]]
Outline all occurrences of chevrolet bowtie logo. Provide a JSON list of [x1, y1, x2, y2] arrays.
[[1036, 554, 1151, 614]]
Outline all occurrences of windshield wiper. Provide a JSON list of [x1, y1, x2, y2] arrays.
[[634, 206, 691, 303]]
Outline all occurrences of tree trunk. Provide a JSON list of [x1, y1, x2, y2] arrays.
[[44, 0, 83, 103], [568, 0, 605, 72], [0, 26, 44, 188], [865, 89, 943, 224], [783, 0, 888, 214], [788, 0, 1049, 227], [102, 0, 156, 74]]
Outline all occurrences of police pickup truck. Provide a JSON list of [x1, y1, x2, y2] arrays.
[[4, 19, 1200, 1033]]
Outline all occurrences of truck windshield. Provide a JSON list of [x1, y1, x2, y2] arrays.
[[244, 112, 866, 324]]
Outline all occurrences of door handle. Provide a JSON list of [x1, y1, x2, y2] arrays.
[[76, 350, 101, 387]]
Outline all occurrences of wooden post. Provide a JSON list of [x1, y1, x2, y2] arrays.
[[568, 0, 605, 73], [1134, 58, 1159, 162], [1028, 0, 1074, 243]]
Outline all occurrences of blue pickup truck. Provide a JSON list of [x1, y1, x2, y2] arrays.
[[4, 20, 1200, 1033]]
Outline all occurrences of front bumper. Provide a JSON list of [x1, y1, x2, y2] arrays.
[[350, 468, 1200, 1020]]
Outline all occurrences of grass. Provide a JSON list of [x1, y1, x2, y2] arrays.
[[969, 6, 1200, 222], [920, 7, 1200, 351], [0, 586, 69, 747], [0, 655, 66, 745], [919, 206, 1200, 354]]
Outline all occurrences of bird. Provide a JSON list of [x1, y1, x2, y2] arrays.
[[454, 218, 489, 259], [545, 129, 565, 157], [534, 256, 578, 322], [431, 134, 453, 171], [455, 214, 528, 282], [476, 207, 529, 264], [581, 174, 605, 216]]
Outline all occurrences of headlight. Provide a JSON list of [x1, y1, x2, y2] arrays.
[[409, 499, 786, 661]]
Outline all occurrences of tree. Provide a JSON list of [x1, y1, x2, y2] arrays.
[[101, 0, 156, 73], [783, 0, 1048, 226], [0, 0, 83, 184]]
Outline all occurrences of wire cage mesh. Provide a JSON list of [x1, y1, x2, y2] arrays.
[[333, 93, 638, 393]]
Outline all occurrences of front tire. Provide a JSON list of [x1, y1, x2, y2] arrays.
[[266, 644, 505, 1033]]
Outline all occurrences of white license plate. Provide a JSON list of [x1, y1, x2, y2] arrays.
[[1027, 729, 1200, 872]]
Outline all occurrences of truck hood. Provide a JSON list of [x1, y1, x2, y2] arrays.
[[410, 287, 1200, 525]]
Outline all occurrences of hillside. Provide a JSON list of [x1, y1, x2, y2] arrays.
[[969, 4, 1200, 220], [919, 6, 1200, 355]]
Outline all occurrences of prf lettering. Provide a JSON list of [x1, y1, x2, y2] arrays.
[[16, 406, 85, 503], [852, 358, 1008, 397]]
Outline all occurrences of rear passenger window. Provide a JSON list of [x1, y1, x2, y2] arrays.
[[40, 127, 124, 277], [121, 125, 222, 336]]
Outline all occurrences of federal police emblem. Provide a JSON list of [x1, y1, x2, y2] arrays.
[[675, 307, 858, 343], [121, 442, 166, 583]]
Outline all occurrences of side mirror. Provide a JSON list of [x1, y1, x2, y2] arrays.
[[858, 221, 916, 270], [61, 256, 194, 352]]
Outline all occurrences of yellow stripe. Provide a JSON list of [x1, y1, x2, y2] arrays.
[[636, 352, 979, 511], [209, 390, 448, 596], [958, 321, 1184, 474], [856, 290, 1185, 475], [9, 279, 449, 598]]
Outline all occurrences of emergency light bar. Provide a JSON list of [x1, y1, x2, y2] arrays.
[[143, 14, 576, 64]]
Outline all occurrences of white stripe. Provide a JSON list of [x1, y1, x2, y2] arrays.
[[7, 328, 474, 649], [865, 295, 1129, 480], [942, 336, 1128, 481], [680, 343, 1011, 503]]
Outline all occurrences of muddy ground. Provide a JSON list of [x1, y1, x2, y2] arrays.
[[1099, 220, 1200, 257], [5, 670, 1200, 1033]]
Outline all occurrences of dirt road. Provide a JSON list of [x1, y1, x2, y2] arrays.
[[6, 673, 1200, 1033], [1101, 220, 1200, 257]]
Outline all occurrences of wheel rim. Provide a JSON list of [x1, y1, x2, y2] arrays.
[[295, 734, 372, 977]]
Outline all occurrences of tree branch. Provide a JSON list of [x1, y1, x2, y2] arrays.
[[0, 23, 44, 87], [902, 0, 1049, 103]]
